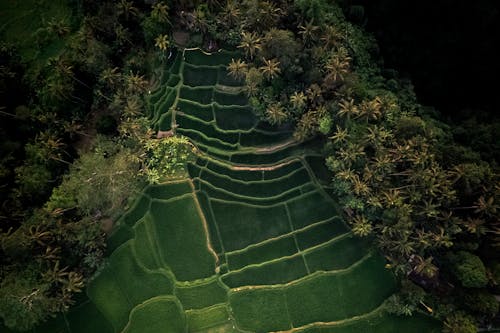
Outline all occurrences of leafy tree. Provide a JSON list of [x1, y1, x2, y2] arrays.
[[443, 313, 477, 333], [447, 251, 488, 288], [144, 136, 196, 183]]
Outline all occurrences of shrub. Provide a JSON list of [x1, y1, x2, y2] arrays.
[[464, 290, 499, 318], [448, 251, 488, 288]]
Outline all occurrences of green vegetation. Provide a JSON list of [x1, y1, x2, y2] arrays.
[[1, 0, 498, 332]]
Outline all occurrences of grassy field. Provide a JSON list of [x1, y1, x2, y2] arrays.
[[30, 48, 442, 333]]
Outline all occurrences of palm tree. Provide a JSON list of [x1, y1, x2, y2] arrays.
[[99, 67, 121, 87], [351, 175, 370, 196], [289, 91, 307, 112], [358, 97, 382, 120], [298, 20, 319, 45], [265, 103, 287, 125], [47, 18, 70, 37], [336, 167, 356, 181], [125, 71, 148, 94], [475, 196, 498, 216], [116, 0, 139, 21], [151, 2, 169, 23], [306, 84, 323, 106], [351, 215, 372, 237], [221, 1, 240, 27], [28, 226, 52, 247], [238, 31, 262, 59], [42, 261, 69, 284], [155, 34, 169, 51], [330, 125, 348, 144], [337, 98, 358, 120], [114, 24, 132, 46], [123, 97, 142, 120], [259, 58, 281, 80], [227, 58, 248, 80], [63, 272, 84, 293], [412, 255, 438, 278], [325, 55, 350, 83], [321, 25, 343, 49]]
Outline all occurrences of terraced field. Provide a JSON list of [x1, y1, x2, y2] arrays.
[[31, 49, 440, 333]]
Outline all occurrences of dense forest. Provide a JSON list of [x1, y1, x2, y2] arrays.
[[0, 1, 499, 332]]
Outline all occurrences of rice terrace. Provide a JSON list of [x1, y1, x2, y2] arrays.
[[17, 49, 440, 333]]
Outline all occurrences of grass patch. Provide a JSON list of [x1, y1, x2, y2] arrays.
[[122, 194, 150, 227], [239, 130, 292, 147], [177, 99, 214, 122], [150, 196, 216, 281], [186, 304, 230, 332], [297, 312, 442, 333], [213, 90, 247, 106], [213, 105, 256, 131], [183, 63, 218, 87], [222, 255, 308, 288], [295, 218, 349, 250], [122, 296, 186, 333], [144, 181, 192, 200], [180, 86, 214, 105], [176, 114, 240, 144], [229, 288, 291, 332], [210, 200, 291, 251], [133, 216, 161, 270], [286, 255, 396, 327], [198, 166, 309, 199], [66, 301, 113, 333], [176, 279, 227, 310], [287, 191, 337, 230], [205, 160, 263, 182], [304, 235, 372, 272], [226, 235, 298, 271]]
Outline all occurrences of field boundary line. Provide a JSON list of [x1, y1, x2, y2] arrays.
[[188, 180, 220, 268]]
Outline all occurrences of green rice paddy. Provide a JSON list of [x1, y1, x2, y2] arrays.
[[33, 49, 441, 332]]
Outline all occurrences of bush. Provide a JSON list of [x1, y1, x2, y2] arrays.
[[144, 136, 196, 183], [443, 312, 477, 333], [448, 251, 488, 288], [464, 290, 499, 318]]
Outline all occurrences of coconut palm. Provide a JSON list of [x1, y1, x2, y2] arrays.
[[47, 18, 70, 37], [330, 125, 349, 144], [306, 84, 323, 106], [125, 71, 148, 94], [42, 261, 69, 284], [116, 0, 139, 20], [63, 272, 84, 293], [227, 58, 248, 80], [321, 25, 343, 49], [325, 55, 350, 83], [259, 58, 281, 80], [28, 226, 52, 247], [358, 97, 382, 120], [151, 2, 169, 23], [123, 97, 142, 119], [99, 67, 121, 87], [155, 34, 169, 51], [221, 1, 240, 27], [298, 20, 319, 45], [289, 91, 307, 112], [337, 98, 358, 119], [238, 31, 262, 59], [351, 215, 373, 237], [412, 255, 438, 278], [265, 103, 287, 125]]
